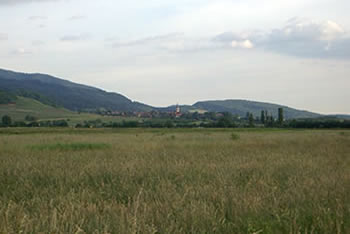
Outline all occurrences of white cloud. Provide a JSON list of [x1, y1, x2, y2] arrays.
[[282, 17, 345, 41], [320, 20, 345, 40], [212, 18, 349, 59], [11, 48, 32, 55], [109, 17, 349, 58], [261, 18, 349, 58], [231, 40, 254, 49]]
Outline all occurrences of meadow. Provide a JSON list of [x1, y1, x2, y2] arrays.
[[0, 128, 349, 233]]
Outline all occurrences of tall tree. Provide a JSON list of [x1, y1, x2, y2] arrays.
[[2, 115, 12, 127], [249, 113, 254, 127], [261, 110, 266, 124], [278, 108, 284, 125]]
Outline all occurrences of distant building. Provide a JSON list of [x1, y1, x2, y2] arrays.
[[0, 102, 16, 107], [175, 104, 181, 117]]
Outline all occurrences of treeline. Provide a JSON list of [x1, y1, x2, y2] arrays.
[[287, 119, 350, 128], [0, 115, 68, 128], [74, 118, 350, 129], [75, 120, 198, 128], [1, 110, 350, 129]]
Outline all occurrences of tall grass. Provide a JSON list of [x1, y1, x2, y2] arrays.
[[30, 142, 110, 151], [0, 129, 349, 233]]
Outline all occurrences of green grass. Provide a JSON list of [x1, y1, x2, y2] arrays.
[[30, 142, 111, 151], [0, 128, 349, 233]]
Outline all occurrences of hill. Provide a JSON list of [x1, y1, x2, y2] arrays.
[[0, 68, 330, 120], [326, 114, 350, 120], [191, 100, 321, 119], [0, 96, 78, 121], [0, 69, 152, 112]]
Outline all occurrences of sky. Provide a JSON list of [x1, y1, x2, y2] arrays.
[[0, 0, 350, 114]]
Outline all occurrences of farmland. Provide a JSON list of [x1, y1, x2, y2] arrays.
[[0, 128, 349, 233]]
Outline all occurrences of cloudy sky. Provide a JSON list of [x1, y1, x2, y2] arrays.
[[0, 0, 350, 114]]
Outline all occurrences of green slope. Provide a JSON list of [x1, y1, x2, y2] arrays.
[[0, 68, 153, 112], [0, 96, 144, 125], [0, 96, 78, 121]]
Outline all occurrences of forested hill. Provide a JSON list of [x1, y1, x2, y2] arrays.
[[0, 69, 152, 112], [192, 100, 321, 119]]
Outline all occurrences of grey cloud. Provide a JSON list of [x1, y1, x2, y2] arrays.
[[260, 18, 349, 59], [112, 33, 183, 48], [111, 33, 220, 52], [213, 18, 350, 59], [60, 33, 90, 42], [111, 18, 350, 58], [213, 32, 248, 43]]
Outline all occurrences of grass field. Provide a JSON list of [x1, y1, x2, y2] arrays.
[[0, 128, 349, 233]]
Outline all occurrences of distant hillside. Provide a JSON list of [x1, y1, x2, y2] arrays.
[[0, 68, 330, 119], [326, 114, 350, 120], [192, 100, 321, 119], [0, 96, 77, 121], [157, 105, 195, 113], [0, 69, 152, 112], [0, 90, 17, 104]]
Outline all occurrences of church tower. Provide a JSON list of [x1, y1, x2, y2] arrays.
[[175, 104, 181, 117]]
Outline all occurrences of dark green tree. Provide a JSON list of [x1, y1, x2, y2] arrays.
[[165, 120, 174, 128], [25, 115, 37, 122], [260, 110, 266, 124], [2, 115, 12, 127], [217, 116, 231, 128], [265, 115, 272, 127], [248, 113, 254, 127], [278, 108, 284, 125]]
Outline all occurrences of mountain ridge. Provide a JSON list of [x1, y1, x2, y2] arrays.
[[0, 68, 153, 112], [0, 68, 338, 119], [192, 99, 321, 119]]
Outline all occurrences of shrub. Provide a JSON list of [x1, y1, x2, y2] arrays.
[[231, 133, 240, 140]]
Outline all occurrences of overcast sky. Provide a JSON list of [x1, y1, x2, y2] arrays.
[[0, 0, 349, 114]]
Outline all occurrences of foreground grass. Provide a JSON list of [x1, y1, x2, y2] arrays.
[[30, 142, 111, 151], [0, 129, 349, 233]]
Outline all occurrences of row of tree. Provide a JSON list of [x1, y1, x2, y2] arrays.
[[1, 108, 350, 129], [0, 115, 68, 127], [259, 108, 284, 125]]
